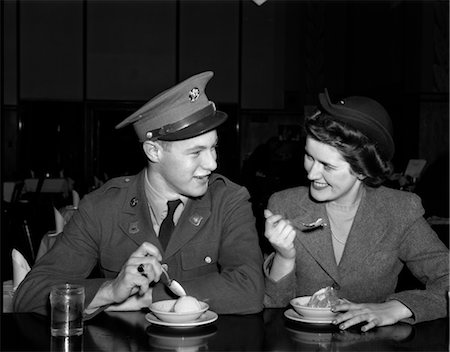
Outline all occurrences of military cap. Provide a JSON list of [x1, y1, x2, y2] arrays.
[[318, 89, 395, 161], [116, 71, 227, 141]]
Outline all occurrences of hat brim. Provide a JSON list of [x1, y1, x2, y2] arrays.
[[157, 110, 228, 141], [318, 90, 395, 160]]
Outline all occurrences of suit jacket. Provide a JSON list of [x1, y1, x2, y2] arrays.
[[264, 185, 449, 324], [13, 170, 264, 316]]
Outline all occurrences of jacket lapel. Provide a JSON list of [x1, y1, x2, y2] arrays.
[[293, 199, 341, 284], [338, 187, 387, 275], [164, 193, 211, 258]]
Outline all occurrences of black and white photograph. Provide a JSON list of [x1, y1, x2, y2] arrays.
[[1, 1, 448, 351]]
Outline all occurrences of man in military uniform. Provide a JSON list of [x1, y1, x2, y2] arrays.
[[13, 71, 264, 317]]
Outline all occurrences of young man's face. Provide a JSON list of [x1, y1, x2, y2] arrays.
[[157, 130, 219, 198], [303, 136, 362, 205]]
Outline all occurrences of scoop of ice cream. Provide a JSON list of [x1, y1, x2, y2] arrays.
[[173, 296, 202, 313], [307, 286, 340, 308]]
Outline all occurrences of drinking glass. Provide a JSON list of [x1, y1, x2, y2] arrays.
[[50, 284, 85, 337]]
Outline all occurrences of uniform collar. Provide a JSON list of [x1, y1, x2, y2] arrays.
[[144, 169, 188, 225]]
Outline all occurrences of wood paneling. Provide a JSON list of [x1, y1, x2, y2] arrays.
[[3, 0, 18, 105], [20, 1, 83, 100], [19, 102, 85, 182], [179, 1, 240, 104], [241, 0, 285, 109], [86, 1, 177, 100]]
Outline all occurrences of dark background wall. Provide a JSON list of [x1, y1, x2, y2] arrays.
[[1, 0, 448, 268], [2, 0, 448, 182]]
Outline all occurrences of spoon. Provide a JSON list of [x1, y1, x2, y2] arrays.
[[299, 218, 327, 230], [161, 264, 187, 297]]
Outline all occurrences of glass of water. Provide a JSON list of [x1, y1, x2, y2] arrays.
[[50, 284, 85, 337]]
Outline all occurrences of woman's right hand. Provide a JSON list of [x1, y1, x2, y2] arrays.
[[264, 209, 297, 260]]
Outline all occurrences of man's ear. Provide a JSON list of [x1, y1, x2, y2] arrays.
[[143, 140, 161, 163]]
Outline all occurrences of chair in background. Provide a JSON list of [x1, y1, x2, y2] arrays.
[[36, 207, 67, 261], [72, 189, 80, 209], [22, 220, 35, 263], [24, 177, 70, 197], [3, 181, 25, 205], [2, 181, 37, 266]]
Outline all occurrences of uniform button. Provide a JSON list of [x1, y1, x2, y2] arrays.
[[204, 256, 212, 264], [332, 282, 340, 290], [125, 178, 130, 182]]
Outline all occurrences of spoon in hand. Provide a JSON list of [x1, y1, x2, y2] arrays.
[[300, 218, 327, 230], [161, 264, 187, 297]]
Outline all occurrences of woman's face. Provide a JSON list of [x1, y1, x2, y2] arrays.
[[304, 137, 363, 205]]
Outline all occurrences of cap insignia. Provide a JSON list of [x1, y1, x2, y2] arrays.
[[189, 88, 200, 102]]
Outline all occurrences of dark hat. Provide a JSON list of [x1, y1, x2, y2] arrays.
[[318, 89, 395, 160], [116, 71, 228, 141]]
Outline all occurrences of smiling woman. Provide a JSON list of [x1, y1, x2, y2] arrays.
[[303, 138, 363, 205], [263, 90, 449, 332]]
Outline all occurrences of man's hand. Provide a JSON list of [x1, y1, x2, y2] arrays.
[[107, 242, 163, 303], [86, 242, 163, 313], [105, 288, 154, 312]]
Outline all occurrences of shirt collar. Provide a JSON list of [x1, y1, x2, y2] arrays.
[[144, 170, 188, 225]]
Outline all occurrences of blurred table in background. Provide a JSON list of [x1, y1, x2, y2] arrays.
[[3, 182, 18, 203], [23, 178, 70, 198]]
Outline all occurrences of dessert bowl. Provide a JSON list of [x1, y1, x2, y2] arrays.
[[290, 296, 338, 321], [150, 299, 209, 323]]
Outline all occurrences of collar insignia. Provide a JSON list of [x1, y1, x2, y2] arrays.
[[130, 197, 138, 207], [189, 214, 203, 226]]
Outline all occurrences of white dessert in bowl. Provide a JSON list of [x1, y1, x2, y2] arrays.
[[290, 287, 342, 321], [173, 296, 203, 313], [150, 296, 208, 323]]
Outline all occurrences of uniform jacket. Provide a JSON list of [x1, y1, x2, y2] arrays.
[[264, 185, 449, 324], [13, 170, 264, 316]]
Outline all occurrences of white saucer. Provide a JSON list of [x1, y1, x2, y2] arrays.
[[285, 327, 333, 343], [148, 330, 217, 349], [284, 309, 334, 324], [145, 310, 218, 328]]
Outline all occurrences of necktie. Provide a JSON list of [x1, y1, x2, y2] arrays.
[[159, 199, 182, 250]]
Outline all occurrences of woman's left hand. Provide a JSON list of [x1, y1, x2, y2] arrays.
[[332, 300, 413, 332]]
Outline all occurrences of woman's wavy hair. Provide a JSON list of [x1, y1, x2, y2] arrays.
[[304, 111, 393, 187]]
